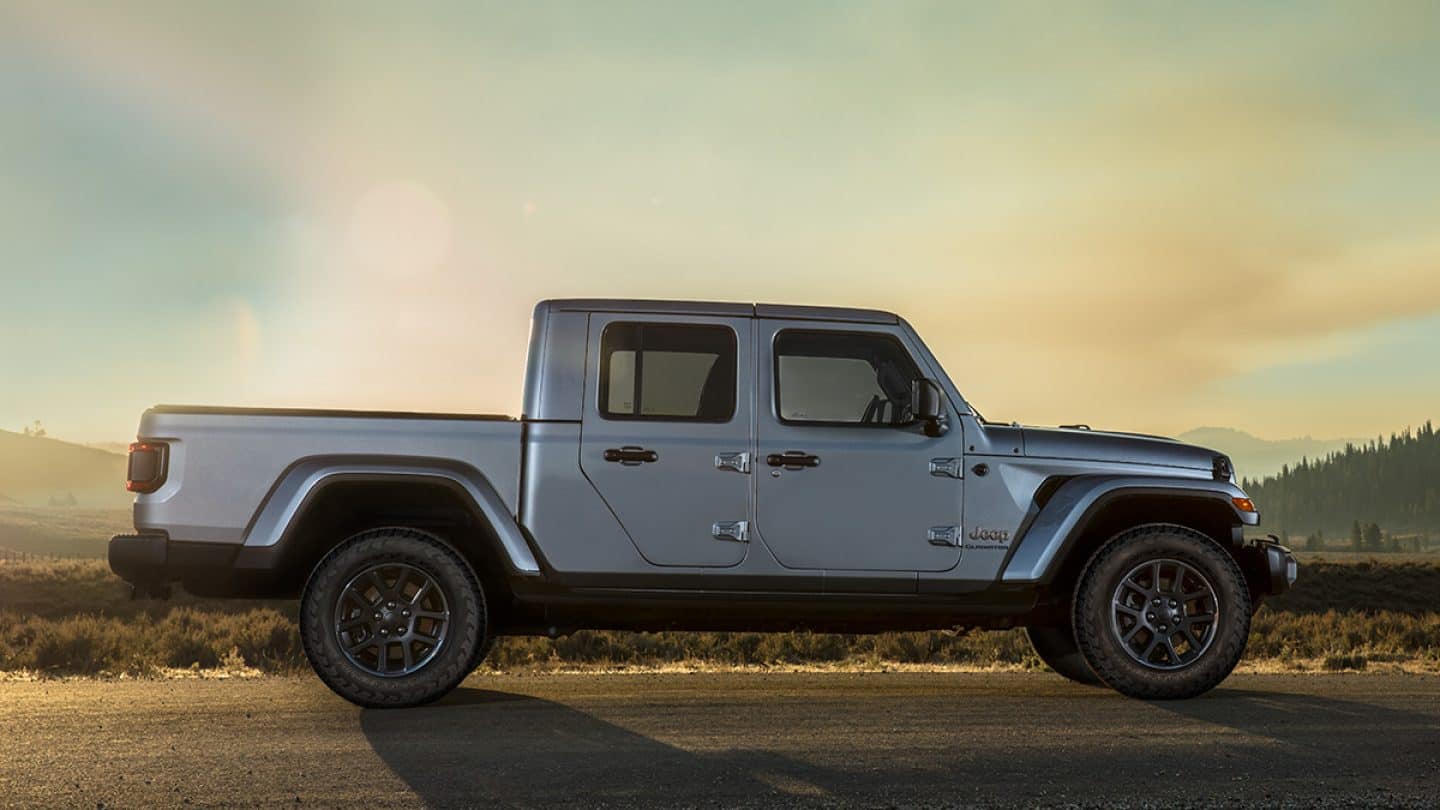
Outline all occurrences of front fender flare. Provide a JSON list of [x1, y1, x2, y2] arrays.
[[1000, 475, 1258, 584], [236, 456, 542, 576]]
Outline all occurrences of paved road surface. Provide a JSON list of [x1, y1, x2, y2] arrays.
[[2, 672, 1437, 808]]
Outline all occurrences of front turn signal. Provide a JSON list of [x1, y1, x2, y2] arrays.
[[1231, 497, 1257, 513]]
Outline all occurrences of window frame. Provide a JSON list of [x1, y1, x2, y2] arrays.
[[597, 321, 738, 424], [771, 328, 924, 429]]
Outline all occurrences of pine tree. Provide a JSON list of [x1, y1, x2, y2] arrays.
[[1244, 425, 1440, 537], [1351, 520, 1364, 552], [1363, 522, 1383, 551]]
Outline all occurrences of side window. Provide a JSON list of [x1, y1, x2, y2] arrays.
[[774, 330, 920, 426], [599, 323, 736, 421]]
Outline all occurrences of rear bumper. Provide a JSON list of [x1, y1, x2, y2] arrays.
[[110, 534, 278, 598], [109, 532, 170, 586]]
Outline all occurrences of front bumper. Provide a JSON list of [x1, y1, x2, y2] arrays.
[[1240, 535, 1298, 596]]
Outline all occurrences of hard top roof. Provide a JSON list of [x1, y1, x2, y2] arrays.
[[541, 298, 898, 324]]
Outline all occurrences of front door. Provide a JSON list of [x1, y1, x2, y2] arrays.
[[579, 313, 753, 567], [753, 321, 966, 572]]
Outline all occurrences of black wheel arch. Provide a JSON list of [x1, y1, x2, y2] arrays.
[[231, 474, 527, 610], [1034, 491, 1248, 607]]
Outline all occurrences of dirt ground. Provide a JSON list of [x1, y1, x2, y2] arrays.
[[1, 671, 1437, 808]]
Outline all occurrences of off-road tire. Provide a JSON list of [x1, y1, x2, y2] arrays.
[[1026, 624, 1103, 686], [1073, 524, 1251, 700], [301, 527, 485, 708]]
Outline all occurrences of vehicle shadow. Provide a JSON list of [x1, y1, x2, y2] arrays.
[[359, 676, 1440, 807], [359, 685, 841, 808], [1149, 680, 1438, 752]]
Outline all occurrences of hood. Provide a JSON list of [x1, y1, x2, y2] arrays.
[[1020, 426, 1221, 472]]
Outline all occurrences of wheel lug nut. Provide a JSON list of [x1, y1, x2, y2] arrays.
[[1151, 598, 1161, 606], [402, 610, 411, 617], [374, 612, 382, 620], [379, 628, 388, 636], [387, 601, 396, 609], [1146, 613, 1155, 621]]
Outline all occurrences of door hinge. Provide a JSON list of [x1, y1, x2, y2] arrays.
[[927, 525, 961, 547], [714, 452, 751, 474], [928, 458, 963, 478], [712, 520, 750, 543]]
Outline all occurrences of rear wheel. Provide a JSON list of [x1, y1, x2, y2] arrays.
[[1026, 624, 1103, 686], [301, 527, 485, 708], [1073, 524, 1251, 700]]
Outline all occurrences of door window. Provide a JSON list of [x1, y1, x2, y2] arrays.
[[774, 330, 920, 426], [599, 323, 736, 421]]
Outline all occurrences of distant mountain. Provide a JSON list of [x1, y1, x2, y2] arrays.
[[85, 441, 133, 456], [0, 430, 130, 508], [1177, 427, 1359, 480]]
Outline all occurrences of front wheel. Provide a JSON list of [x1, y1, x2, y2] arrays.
[[301, 527, 485, 708], [1073, 524, 1251, 700]]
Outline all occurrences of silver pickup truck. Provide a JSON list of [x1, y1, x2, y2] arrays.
[[111, 298, 1295, 706]]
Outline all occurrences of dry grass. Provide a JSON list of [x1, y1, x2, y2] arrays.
[[1, 558, 1436, 677], [0, 505, 131, 558]]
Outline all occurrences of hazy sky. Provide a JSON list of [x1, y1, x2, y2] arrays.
[[2, 1, 1438, 442]]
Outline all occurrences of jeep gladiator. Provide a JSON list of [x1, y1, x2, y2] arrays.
[[110, 299, 1296, 706]]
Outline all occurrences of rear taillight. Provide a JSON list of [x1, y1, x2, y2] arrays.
[[126, 442, 169, 493]]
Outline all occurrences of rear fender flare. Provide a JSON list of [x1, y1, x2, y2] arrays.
[[238, 456, 542, 576], [1000, 475, 1257, 584]]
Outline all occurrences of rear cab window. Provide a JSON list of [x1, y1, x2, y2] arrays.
[[598, 323, 737, 422]]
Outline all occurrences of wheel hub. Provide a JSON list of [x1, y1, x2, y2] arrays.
[[1109, 558, 1218, 671], [334, 563, 450, 678]]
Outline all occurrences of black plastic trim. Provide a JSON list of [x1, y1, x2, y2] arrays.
[[1024, 485, 1247, 586]]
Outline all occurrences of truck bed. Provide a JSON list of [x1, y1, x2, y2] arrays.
[[134, 406, 524, 548]]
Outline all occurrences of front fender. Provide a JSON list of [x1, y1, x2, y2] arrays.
[[236, 455, 542, 576], [1000, 475, 1258, 584]]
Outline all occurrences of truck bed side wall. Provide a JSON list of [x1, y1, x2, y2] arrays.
[[134, 411, 525, 548]]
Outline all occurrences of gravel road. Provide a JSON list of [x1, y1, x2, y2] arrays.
[[1, 671, 1436, 808]]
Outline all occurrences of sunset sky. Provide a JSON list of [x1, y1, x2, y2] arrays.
[[2, 2, 1438, 443]]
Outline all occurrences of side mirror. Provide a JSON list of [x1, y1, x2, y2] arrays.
[[910, 378, 949, 437]]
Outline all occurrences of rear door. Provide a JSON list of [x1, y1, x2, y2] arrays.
[[579, 313, 753, 567]]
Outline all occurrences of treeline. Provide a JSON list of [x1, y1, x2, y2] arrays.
[[1242, 421, 1440, 542]]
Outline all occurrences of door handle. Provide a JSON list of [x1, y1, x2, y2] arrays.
[[603, 446, 658, 465], [766, 451, 820, 469]]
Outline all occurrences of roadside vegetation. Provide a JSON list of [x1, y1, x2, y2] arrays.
[[1244, 421, 1440, 547], [1, 558, 1436, 677]]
